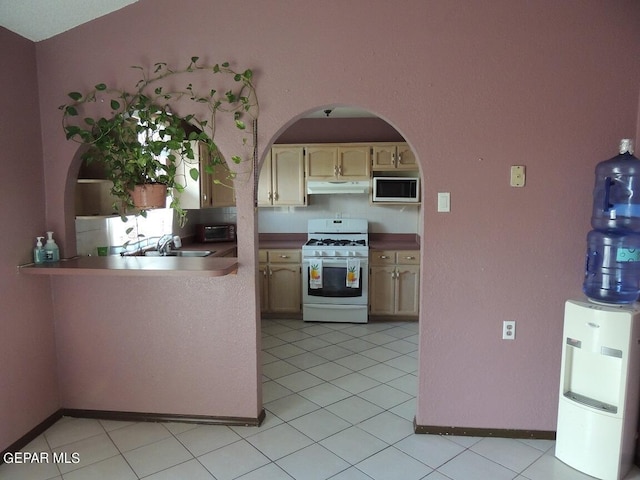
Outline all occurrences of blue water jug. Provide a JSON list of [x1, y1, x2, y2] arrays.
[[591, 139, 640, 232], [583, 229, 640, 304]]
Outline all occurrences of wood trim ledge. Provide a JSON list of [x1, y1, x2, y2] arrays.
[[61, 408, 266, 427], [1, 410, 63, 464], [414, 420, 556, 440], [1, 408, 265, 465]]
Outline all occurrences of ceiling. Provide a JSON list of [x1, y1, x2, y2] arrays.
[[0, 1, 374, 119], [0, 0, 139, 42]]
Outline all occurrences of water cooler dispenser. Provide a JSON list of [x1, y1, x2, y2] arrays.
[[556, 299, 640, 480]]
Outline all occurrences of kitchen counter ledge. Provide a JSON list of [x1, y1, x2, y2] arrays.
[[19, 255, 238, 277]]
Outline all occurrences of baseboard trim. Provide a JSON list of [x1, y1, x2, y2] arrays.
[[414, 421, 556, 440], [1, 410, 63, 464], [1, 408, 266, 465], [62, 408, 266, 427]]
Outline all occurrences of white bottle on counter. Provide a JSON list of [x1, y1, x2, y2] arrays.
[[33, 236, 45, 264], [44, 231, 60, 262]]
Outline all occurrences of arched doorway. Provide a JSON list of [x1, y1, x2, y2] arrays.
[[257, 105, 424, 432]]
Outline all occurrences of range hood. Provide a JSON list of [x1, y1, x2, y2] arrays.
[[306, 180, 370, 195]]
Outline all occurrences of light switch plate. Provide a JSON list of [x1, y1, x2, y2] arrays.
[[437, 192, 450, 212], [510, 165, 525, 187]]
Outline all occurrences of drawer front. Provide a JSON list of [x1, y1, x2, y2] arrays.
[[268, 249, 302, 264], [258, 250, 268, 263], [396, 250, 420, 264], [370, 250, 396, 266]]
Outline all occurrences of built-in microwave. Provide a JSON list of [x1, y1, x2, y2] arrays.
[[372, 177, 420, 203], [196, 223, 236, 243]]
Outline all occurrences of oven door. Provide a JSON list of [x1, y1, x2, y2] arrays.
[[302, 257, 368, 305]]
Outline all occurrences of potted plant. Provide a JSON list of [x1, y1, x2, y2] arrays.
[[60, 57, 258, 227]]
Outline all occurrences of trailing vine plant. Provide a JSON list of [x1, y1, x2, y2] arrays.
[[59, 57, 258, 227]]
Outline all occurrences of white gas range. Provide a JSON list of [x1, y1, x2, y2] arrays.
[[302, 219, 369, 323]]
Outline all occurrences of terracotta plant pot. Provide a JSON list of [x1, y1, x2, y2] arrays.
[[129, 184, 167, 209]]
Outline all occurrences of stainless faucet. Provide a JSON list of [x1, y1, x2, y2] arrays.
[[157, 234, 181, 255], [120, 236, 160, 256]]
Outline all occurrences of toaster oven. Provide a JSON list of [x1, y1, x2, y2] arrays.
[[196, 224, 236, 243]]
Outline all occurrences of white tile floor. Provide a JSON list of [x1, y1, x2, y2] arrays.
[[3, 317, 640, 479]]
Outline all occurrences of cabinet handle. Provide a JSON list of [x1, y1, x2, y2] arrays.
[[268, 191, 272, 200], [392, 153, 397, 166], [279, 255, 289, 259], [403, 256, 415, 260], [338, 165, 343, 176], [274, 192, 279, 201], [333, 165, 338, 176], [380, 255, 389, 259]]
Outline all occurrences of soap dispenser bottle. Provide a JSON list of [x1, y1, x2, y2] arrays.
[[33, 236, 45, 264], [44, 231, 60, 262]]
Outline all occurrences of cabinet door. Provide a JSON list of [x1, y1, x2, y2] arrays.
[[257, 154, 273, 205], [269, 265, 301, 313], [371, 144, 396, 170], [369, 266, 396, 315], [259, 262, 269, 312], [338, 146, 370, 179], [396, 143, 417, 170], [174, 141, 206, 209], [272, 146, 305, 205], [198, 142, 214, 207], [306, 146, 338, 180], [210, 162, 235, 207], [395, 265, 420, 315], [75, 180, 119, 216]]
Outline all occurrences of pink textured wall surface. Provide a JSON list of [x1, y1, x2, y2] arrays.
[[0, 29, 59, 450], [2, 0, 638, 449], [52, 272, 259, 417]]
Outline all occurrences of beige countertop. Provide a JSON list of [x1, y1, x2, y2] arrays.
[[19, 255, 238, 277], [369, 233, 420, 250], [258, 234, 306, 250], [19, 234, 419, 277]]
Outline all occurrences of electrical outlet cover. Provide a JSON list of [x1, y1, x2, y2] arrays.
[[503, 320, 516, 340], [510, 166, 525, 187]]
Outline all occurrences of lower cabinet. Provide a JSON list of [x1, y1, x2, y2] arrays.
[[259, 249, 302, 314], [369, 250, 420, 316]]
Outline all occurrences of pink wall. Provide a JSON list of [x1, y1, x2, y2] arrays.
[[1, 0, 637, 449], [52, 272, 260, 417], [0, 29, 59, 450]]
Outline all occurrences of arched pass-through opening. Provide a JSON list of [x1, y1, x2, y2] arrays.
[[64, 120, 235, 258]]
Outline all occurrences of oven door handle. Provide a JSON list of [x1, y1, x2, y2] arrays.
[[304, 304, 366, 310], [303, 259, 368, 264]]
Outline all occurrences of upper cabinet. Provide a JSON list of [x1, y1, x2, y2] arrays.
[[258, 145, 306, 206], [177, 141, 235, 209], [372, 142, 417, 171], [75, 156, 120, 217], [306, 144, 370, 181]]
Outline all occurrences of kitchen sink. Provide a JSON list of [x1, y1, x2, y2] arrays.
[[144, 250, 214, 257]]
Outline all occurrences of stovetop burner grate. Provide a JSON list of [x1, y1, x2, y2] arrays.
[[306, 238, 367, 247]]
